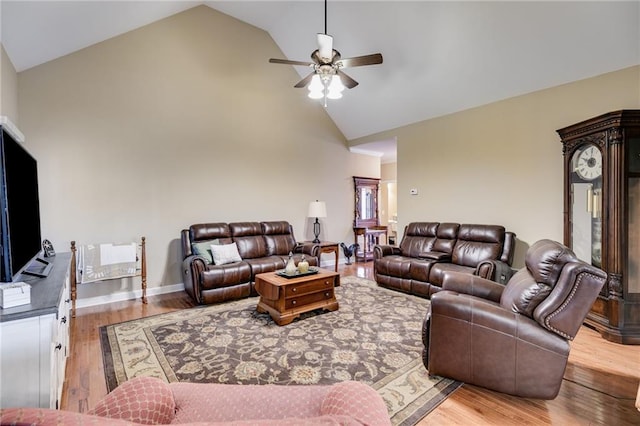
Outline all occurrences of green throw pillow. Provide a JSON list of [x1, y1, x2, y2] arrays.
[[191, 239, 219, 264]]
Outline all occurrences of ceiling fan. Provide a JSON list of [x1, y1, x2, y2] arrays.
[[269, 0, 383, 105]]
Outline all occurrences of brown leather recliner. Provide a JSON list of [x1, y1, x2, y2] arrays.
[[422, 239, 607, 399]]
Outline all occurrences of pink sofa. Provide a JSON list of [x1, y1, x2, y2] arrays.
[[0, 377, 391, 425]]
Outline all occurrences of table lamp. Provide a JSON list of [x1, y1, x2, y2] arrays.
[[308, 200, 327, 243]]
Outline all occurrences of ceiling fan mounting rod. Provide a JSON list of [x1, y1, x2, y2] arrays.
[[324, 0, 327, 35]]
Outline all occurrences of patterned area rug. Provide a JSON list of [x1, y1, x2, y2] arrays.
[[100, 276, 462, 425]]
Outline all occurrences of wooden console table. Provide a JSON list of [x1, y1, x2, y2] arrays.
[[353, 226, 388, 262], [352, 176, 386, 262]]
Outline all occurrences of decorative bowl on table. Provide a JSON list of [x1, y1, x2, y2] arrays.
[[276, 267, 319, 279]]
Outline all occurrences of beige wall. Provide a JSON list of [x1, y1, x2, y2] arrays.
[[379, 162, 397, 228], [17, 6, 379, 301], [381, 162, 397, 182], [1, 44, 19, 122], [351, 66, 640, 267]]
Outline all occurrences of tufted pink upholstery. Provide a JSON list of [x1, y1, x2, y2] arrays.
[[321, 381, 392, 425], [87, 376, 176, 424], [0, 377, 391, 426], [0, 409, 360, 425], [170, 382, 329, 422]]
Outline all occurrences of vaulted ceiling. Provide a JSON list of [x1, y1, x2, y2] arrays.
[[2, 1, 639, 155]]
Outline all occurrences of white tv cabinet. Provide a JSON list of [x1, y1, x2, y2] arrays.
[[0, 253, 71, 409]]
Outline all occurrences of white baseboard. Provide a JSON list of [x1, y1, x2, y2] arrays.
[[75, 257, 345, 309], [320, 257, 345, 268], [75, 283, 185, 309]]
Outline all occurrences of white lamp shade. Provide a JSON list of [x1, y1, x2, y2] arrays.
[[328, 75, 344, 92], [308, 90, 324, 99], [308, 201, 327, 218], [308, 74, 324, 92], [308, 74, 325, 99], [326, 90, 343, 100]]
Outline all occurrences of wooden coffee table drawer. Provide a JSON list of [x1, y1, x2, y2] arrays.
[[284, 276, 334, 297], [254, 269, 339, 326], [285, 288, 334, 310]]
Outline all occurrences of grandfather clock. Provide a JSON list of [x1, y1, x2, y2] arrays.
[[558, 110, 640, 344]]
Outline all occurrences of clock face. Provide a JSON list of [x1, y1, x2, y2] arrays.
[[575, 145, 602, 181]]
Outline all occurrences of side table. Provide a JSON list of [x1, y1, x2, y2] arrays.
[[305, 241, 339, 272], [353, 226, 388, 262]]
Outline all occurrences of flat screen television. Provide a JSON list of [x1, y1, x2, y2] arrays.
[[0, 124, 50, 282]]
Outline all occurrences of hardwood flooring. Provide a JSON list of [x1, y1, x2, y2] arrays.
[[61, 262, 640, 425]]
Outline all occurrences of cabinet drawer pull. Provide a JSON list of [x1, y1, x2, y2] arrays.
[[60, 316, 67, 324], [292, 300, 297, 305], [292, 287, 297, 292], [55, 343, 62, 351], [325, 292, 330, 297]]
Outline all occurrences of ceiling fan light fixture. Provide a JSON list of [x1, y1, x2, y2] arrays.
[[328, 74, 344, 92], [326, 75, 344, 99], [268, 0, 382, 103], [308, 89, 324, 100], [308, 74, 324, 92], [326, 90, 343, 100], [308, 75, 324, 99]]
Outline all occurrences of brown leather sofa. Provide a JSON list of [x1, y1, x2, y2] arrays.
[[374, 222, 516, 297], [422, 239, 606, 399], [181, 221, 319, 304]]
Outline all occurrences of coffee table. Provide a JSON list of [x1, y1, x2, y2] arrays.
[[254, 268, 340, 325]]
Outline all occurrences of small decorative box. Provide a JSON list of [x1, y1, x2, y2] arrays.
[[0, 281, 31, 308]]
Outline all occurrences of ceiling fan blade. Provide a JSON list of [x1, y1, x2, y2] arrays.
[[337, 53, 383, 68], [317, 33, 334, 62], [338, 70, 359, 89], [294, 72, 316, 88], [269, 58, 314, 67]]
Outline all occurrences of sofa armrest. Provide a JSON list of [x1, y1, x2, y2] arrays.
[[374, 244, 401, 259], [321, 381, 391, 426], [88, 376, 176, 425], [181, 255, 208, 304], [442, 271, 504, 303], [294, 242, 320, 258], [418, 251, 452, 261], [475, 259, 514, 284]]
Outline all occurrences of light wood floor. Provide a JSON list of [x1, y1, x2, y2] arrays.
[[62, 262, 640, 425]]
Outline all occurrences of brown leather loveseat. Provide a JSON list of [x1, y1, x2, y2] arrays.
[[374, 222, 516, 298], [181, 221, 319, 304], [422, 239, 607, 399]]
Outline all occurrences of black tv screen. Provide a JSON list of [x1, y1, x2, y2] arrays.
[[0, 127, 43, 282]]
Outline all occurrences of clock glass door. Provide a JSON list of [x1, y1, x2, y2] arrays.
[[570, 143, 603, 267], [628, 137, 640, 294]]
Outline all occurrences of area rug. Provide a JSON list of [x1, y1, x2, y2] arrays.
[[100, 276, 462, 425]]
